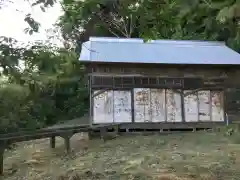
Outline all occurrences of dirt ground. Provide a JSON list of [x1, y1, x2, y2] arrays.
[[2, 128, 240, 180]]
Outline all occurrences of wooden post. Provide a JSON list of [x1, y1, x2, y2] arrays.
[[61, 133, 73, 153], [50, 136, 56, 148], [114, 125, 119, 135], [164, 89, 168, 122], [88, 130, 100, 140], [100, 127, 107, 141], [131, 88, 135, 123], [89, 75, 93, 127], [209, 91, 212, 122], [88, 131, 93, 140], [237, 124, 240, 132], [0, 141, 6, 175], [223, 89, 228, 125], [180, 89, 186, 122], [0, 148, 3, 176], [64, 136, 71, 153]]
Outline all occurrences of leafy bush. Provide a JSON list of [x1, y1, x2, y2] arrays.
[[0, 84, 39, 133], [0, 42, 89, 134]]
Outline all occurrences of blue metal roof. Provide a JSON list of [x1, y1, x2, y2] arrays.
[[79, 37, 240, 65]]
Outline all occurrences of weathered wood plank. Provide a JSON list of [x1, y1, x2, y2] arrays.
[[90, 64, 233, 78], [0, 127, 90, 142], [116, 122, 225, 130], [0, 124, 89, 138]]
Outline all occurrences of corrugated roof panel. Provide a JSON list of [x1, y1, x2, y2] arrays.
[[79, 37, 240, 65], [79, 41, 91, 61]]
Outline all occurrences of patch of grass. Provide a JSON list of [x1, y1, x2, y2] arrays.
[[3, 131, 240, 180]]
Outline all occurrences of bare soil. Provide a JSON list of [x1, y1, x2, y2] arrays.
[[2, 128, 240, 180]]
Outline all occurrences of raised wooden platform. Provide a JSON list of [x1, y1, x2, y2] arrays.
[[0, 122, 118, 175], [92, 122, 226, 132]]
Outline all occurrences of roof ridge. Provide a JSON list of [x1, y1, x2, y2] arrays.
[[89, 37, 225, 46]]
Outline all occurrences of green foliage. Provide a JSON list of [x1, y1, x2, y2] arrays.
[[24, 14, 41, 35], [0, 84, 33, 133], [0, 36, 22, 78], [58, 0, 240, 51], [0, 39, 88, 133]]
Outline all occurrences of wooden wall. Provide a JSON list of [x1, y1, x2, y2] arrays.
[[88, 63, 234, 124], [92, 89, 224, 124], [88, 63, 234, 78]]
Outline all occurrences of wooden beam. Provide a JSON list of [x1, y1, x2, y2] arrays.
[[92, 89, 111, 98], [89, 73, 228, 79], [89, 73, 144, 77], [172, 89, 182, 94], [183, 87, 224, 97], [183, 88, 204, 97], [0, 127, 90, 143]]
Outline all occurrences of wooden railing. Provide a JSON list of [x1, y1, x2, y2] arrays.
[[0, 123, 119, 175]]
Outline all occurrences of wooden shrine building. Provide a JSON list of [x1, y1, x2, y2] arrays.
[[79, 37, 240, 130]]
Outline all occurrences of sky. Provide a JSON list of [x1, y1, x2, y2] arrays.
[[0, 0, 62, 45]]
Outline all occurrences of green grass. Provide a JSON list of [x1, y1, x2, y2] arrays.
[[3, 129, 240, 180]]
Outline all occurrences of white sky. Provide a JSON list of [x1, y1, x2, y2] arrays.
[[0, 0, 62, 45]]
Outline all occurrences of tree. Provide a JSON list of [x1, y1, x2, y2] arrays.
[[0, 37, 88, 133], [57, 0, 240, 51], [1, 0, 239, 47]]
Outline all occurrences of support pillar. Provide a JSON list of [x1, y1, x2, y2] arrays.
[[100, 127, 107, 140], [64, 137, 71, 153], [50, 136, 56, 148], [88, 131, 93, 140], [237, 124, 240, 132], [61, 133, 73, 153], [0, 140, 6, 175], [113, 125, 119, 135], [180, 89, 186, 122]]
